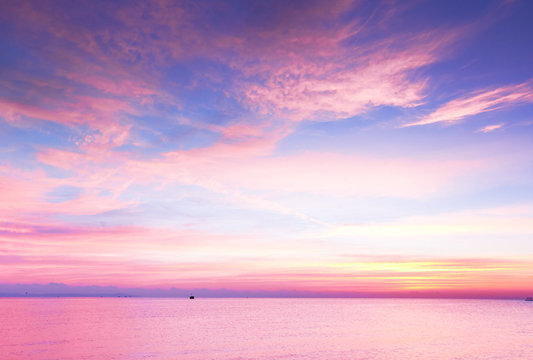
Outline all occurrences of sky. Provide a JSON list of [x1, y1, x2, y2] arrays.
[[0, 0, 532, 298]]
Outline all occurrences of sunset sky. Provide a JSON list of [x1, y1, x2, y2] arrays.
[[0, 0, 532, 298]]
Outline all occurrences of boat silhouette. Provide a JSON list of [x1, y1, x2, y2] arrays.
[[189, 295, 195, 299]]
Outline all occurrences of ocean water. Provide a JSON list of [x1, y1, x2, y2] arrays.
[[1, 298, 532, 359]]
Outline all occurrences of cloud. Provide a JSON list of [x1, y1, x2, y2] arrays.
[[239, 24, 465, 122], [477, 123, 504, 133], [0, 166, 136, 220], [0, 220, 249, 286], [194, 152, 481, 198], [34, 143, 485, 230], [403, 81, 533, 127], [0, 0, 462, 152], [330, 209, 533, 237], [245, 53, 429, 121]]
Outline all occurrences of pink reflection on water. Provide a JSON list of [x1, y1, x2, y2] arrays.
[[1, 298, 532, 359]]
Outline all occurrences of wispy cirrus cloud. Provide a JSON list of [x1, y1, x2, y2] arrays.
[[403, 81, 533, 127], [0, 0, 463, 154], [477, 123, 505, 133], [241, 25, 464, 122]]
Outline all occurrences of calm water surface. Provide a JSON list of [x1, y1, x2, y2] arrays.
[[1, 298, 532, 359]]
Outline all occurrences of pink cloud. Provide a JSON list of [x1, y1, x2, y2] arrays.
[[0, 0, 454, 130], [0, 167, 55, 220], [132, 150, 481, 199], [403, 81, 533, 127], [59, 72, 157, 99], [0, 165, 135, 221], [0, 0, 468, 161], [33, 146, 473, 236], [210, 152, 482, 198], [242, 31, 459, 121], [0, 95, 135, 149], [32, 133, 487, 229], [477, 123, 504, 133], [0, 219, 270, 287], [3, 216, 531, 293]]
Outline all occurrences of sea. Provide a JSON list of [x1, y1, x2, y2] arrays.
[[1, 298, 532, 359]]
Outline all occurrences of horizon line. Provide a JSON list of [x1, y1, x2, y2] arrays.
[[1, 294, 530, 300]]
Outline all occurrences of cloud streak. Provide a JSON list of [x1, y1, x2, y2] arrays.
[[404, 81, 533, 127], [477, 123, 504, 133]]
